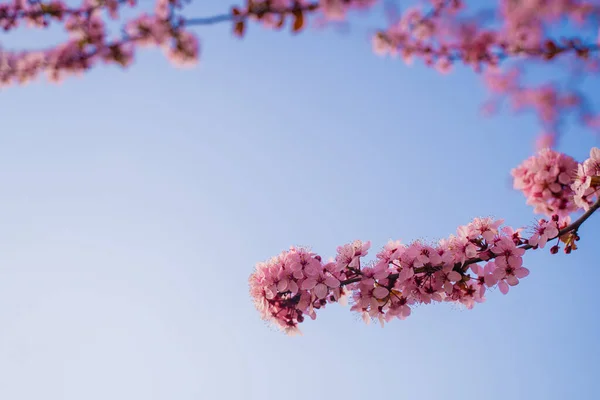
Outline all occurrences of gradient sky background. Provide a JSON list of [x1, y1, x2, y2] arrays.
[[1, 1, 599, 399]]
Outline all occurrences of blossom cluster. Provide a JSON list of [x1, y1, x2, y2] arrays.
[[512, 147, 600, 216], [511, 148, 579, 217], [248, 246, 350, 335], [572, 148, 600, 210], [0, 0, 198, 87], [250, 148, 600, 334]]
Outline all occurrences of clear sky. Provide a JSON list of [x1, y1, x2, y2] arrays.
[[1, 2, 599, 400]]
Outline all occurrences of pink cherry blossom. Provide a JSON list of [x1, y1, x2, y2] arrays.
[[528, 218, 560, 248], [334, 240, 371, 271], [572, 147, 600, 209], [512, 148, 579, 217], [470, 263, 498, 297]]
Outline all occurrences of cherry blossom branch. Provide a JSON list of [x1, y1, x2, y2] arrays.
[[249, 148, 600, 334]]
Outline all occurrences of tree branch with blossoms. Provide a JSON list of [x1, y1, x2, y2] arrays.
[[3, 0, 600, 145], [249, 148, 600, 335]]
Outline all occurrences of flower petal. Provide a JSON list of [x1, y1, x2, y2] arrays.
[[515, 267, 530, 278], [301, 278, 317, 290], [498, 280, 509, 295], [506, 275, 519, 286], [314, 283, 329, 299], [276, 279, 288, 292], [447, 271, 461, 282], [324, 275, 340, 288], [373, 286, 390, 299]]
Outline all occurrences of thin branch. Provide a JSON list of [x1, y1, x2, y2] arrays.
[[185, 14, 232, 26], [339, 197, 600, 287], [184, 2, 319, 27]]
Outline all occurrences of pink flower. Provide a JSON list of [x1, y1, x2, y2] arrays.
[[468, 217, 504, 242], [492, 238, 525, 268], [491, 242, 529, 294], [166, 30, 200, 68], [409, 243, 442, 267], [335, 240, 371, 271], [373, 286, 390, 299], [437, 265, 462, 295], [386, 295, 412, 320], [528, 218, 559, 248], [301, 273, 340, 299], [458, 281, 485, 310], [470, 263, 497, 296]]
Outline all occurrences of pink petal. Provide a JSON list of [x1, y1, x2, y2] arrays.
[[361, 312, 371, 325], [301, 278, 317, 290], [288, 280, 299, 295], [373, 269, 390, 280], [444, 281, 454, 295], [293, 270, 304, 279], [276, 280, 288, 292], [324, 276, 340, 288], [508, 255, 523, 268], [498, 280, 509, 295], [506, 275, 519, 286], [482, 231, 495, 242], [401, 305, 411, 318], [493, 268, 506, 280], [373, 286, 390, 299], [484, 274, 498, 287], [447, 271, 461, 282], [289, 262, 303, 272], [369, 297, 380, 310], [361, 277, 375, 286], [399, 268, 414, 281], [513, 247, 526, 256], [314, 283, 329, 299], [529, 235, 539, 247], [304, 264, 319, 277], [495, 256, 507, 269], [478, 285, 486, 297], [515, 267, 530, 278]]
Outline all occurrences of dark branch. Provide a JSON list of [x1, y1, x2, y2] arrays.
[[185, 14, 232, 26]]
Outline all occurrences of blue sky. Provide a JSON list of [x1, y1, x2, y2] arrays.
[[0, 2, 599, 399]]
